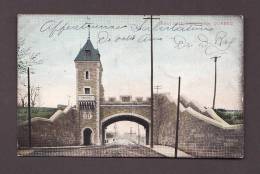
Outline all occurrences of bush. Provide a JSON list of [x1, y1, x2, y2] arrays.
[[215, 109, 243, 125]]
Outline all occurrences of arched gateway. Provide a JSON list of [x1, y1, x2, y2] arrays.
[[83, 128, 93, 145], [75, 35, 151, 145], [101, 113, 150, 145]]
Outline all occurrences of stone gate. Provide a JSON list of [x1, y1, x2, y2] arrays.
[[75, 36, 151, 145], [100, 99, 151, 145], [17, 33, 243, 158]]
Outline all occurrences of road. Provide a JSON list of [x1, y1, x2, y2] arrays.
[[106, 138, 137, 145], [17, 139, 164, 157]]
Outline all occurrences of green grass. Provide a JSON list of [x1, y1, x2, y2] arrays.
[[215, 109, 243, 125], [17, 107, 58, 123]]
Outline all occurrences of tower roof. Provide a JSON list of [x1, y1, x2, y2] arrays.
[[74, 39, 100, 61]]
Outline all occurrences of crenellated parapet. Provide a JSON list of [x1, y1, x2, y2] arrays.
[[101, 95, 151, 105]]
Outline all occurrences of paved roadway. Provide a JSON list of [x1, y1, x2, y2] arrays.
[[17, 139, 164, 157]]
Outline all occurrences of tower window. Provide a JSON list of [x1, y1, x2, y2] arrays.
[[85, 50, 91, 56], [85, 71, 89, 79], [84, 87, 91, 94]]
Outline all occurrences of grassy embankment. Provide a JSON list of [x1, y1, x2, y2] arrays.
[[215, 109, 243, 125], [17, 107, 58, 123], [17, 107, 243, 125]]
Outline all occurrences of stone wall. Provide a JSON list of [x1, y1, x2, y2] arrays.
[[17, 94, 244, 158], [154, 94, 244, 158], [75, 61, 102, 99], [75, 60, 102, 145], [178, 109, 243, 158], [100, 104, 151, 121], [17, 106, 80, 147]]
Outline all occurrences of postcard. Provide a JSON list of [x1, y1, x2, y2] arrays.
[[17, 15, 243, 158]]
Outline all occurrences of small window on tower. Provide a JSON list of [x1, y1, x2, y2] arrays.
[[84, 88, 91, 94], [85, 50, 91, 56], [85, 71, 89, 79]]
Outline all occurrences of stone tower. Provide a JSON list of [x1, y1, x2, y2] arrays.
[[74, 31, 104, 145]]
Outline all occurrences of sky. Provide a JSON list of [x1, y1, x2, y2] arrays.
[[18, 15, 243, 110]]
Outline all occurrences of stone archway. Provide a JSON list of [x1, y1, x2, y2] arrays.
[[83, 128, 92, 145], [101, 113, 150, 145]]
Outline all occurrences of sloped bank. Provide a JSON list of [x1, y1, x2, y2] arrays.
[[154, 95, 243, 158], [17, 106, 80, 147]]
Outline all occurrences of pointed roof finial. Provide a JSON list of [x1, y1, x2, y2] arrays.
[[88, 24, 90, 40]]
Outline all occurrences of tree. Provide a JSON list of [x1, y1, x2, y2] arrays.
[[17, 37, 43, 108], [17, 87, 27, 107], [30, 86, 40, 107], [17, 85, 41, 108], [17, 37, 42, 75]]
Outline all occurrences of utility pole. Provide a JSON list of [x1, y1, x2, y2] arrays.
[[67, 95, 71, 106], [114, 123, 117, 139], [154, 85, 162, 94], [210, 56, 221, 109], [174, 76, 181, 158], [130, 127, 133, 139], [27, 67, 32, 147], [137, 124, 140, 144], [144, 15, 160, 148]]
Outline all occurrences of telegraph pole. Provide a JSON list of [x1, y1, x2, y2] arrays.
[[154, 85, 162, 94], [130, 127, 133, 139], [144, 15, 160, 148], [210, 56, 221, 109], [174, 76, 181, 158], [114, 123, 117, 139], [27, 67, 32, 147], [137, 124, 140, 144], [67, 95, 71, 106]]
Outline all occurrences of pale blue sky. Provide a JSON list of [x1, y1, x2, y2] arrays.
[[18, 15, 243, 109]]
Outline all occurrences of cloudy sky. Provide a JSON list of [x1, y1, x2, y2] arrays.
[[18, 15, 243, 110]]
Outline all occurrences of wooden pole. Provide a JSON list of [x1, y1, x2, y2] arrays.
[[211, 56, 221, 109], [150, 15, 154, 148], [27, 67, 32, 147], [138, 124, 140, 144], [175, 76, 181, 158], [144, 15, 159, 148], [213, 58, 217, 109]]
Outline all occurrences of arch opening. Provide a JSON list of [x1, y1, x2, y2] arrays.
[[83, 128, 92, 145], [101, 114, 150, 145]]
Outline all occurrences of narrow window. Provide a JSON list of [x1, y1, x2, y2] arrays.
[[85, 71, 89, 79], [84, 88, 91, 94], [85, 50, 91, 56]]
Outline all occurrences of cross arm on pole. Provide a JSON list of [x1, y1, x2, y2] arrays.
[[143, 17, 160, 19], [210, 56, 221, 62], [143, 14, 160, 19]]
